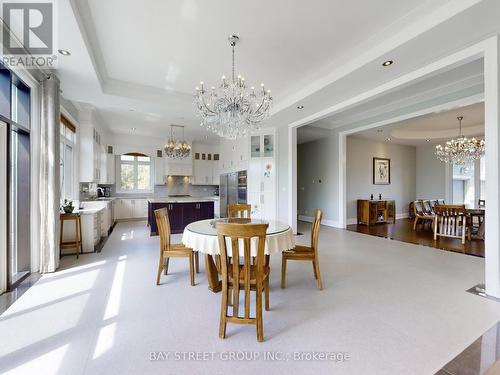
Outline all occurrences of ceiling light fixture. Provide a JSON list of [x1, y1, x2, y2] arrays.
[[435, 116, 485, 164], [377, 129, 383, 133], [426, 139, 431, 142], [58, 49, 71, 56], [386, 138, 391, 141], [194, 35, 272, 139], [164, 125, 191, 159], [382, 60, 394, 67], [297, 105, 304, 109]]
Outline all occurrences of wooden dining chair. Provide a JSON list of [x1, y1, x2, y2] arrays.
[[433, 204, 468, 245], [217, 222, 269, 342], [281, 209, 323, 290], [228, 203, 251, 218], [155, 208, 195, 286], [413, 200, 435, 230], [422, 200, 433, 215]]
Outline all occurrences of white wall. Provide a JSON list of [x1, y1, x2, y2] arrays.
[[277, 126, 290, 224], [415, 143, 446, 199], [297, 132, 340, 224], [345, 136, 416, 221]]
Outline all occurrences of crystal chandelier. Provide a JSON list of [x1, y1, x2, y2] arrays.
[[164, 125, 191, 159], [435, 116, 485, 164], [194, 35, 272, 139]]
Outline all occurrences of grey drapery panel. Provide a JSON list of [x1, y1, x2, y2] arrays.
[[39, 74, 60, 273]]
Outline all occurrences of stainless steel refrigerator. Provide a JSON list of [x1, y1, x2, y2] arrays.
[[220, 170, 247, 217]]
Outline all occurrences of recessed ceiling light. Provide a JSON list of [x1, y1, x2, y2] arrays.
[[382, 60, 394, 67], [58, 49, 71, 56], [297, 105, 304, 109]]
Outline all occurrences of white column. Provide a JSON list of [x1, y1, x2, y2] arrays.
[[484, 35, 500, 297], [338, 132, 347, 228], [288, 126, 297, 233]]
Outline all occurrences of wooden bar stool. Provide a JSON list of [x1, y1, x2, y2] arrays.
[[60, 213, 83, 258]]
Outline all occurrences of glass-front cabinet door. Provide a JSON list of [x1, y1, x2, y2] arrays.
[[250, 132, 275, 158], [251, 135, 261, 158]]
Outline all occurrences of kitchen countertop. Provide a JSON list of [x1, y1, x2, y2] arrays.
[[148, 197, 219, 203], [72, 200, 113, 215]]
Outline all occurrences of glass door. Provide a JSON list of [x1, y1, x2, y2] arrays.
[[9, 128, 30, 286], [0, 121, 7, 293]]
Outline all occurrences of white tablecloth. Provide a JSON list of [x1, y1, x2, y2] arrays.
[[182, 223, 295, 257]]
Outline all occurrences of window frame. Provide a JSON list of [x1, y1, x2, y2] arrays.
[[116, 154, 153, 194]]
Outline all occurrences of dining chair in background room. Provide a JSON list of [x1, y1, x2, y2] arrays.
[[433, 204, 468, 246], [155, 208, 195, 286], [281, 208, 324, 290], [422, 200, 433, 215], [217, 222, 270, 342], [413, 200, 436, 230], [228, 203, 251, 218]]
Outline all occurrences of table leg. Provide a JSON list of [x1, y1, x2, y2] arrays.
[[205, 254, 221, 293], [478, 217, 485, 240]]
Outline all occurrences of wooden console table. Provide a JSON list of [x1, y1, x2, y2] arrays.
[[357, 200, 396, 226]]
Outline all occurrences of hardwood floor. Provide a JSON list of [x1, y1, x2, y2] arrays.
[[346, 218, 485, 257]]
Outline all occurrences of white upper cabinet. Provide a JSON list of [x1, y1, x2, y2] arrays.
[[191, 144, 220, 185], [154, 156, 165, 185], [80, 125, 104, 182], [219, 137, 249, 174]]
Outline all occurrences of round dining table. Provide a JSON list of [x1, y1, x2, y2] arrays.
[[182, 218, 295, 293]]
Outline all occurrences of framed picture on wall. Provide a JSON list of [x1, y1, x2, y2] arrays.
[[373, 157, 390, 185]]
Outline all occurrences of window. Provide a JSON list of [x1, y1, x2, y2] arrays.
[[452, 163, 475, 207], [118, 154, 152, 192], [60, 114, 76, 201]]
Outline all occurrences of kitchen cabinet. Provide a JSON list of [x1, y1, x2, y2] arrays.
[[165, 161, 193, 177], [247, 154, 276, 221], [80, 125, 104, 182], [154, 157, 165, 184], [115, 198, 148, 220], [148, 201, 215, 235], [100, 153, 115, 185], [219, 137, 249, 174], [251, 131, 275, 158], [192, 159, 219, 185]]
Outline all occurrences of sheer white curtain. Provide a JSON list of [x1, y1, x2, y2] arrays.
[[39, 74, 60, 273]]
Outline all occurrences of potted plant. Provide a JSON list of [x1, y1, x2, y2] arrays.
[[62, 199, 75, 214]]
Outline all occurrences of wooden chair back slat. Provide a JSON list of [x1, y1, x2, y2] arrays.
[[434, 204, 467, 243], [422, 200, 433, 214], [414, 200, 425, 215], [228, 204, 252, 218], [311, 209, 323, 254], [155, 208, 171, 253], [217, 223, 268, 322]]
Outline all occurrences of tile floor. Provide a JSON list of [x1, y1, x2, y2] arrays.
[[1, 220, 500, 375]]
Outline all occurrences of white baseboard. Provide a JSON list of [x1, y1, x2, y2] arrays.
[[298, 215, 341, 228]]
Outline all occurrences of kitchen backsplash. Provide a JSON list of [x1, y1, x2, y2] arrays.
[[154, 176, 217, 197], [78, 176, 217, 200]]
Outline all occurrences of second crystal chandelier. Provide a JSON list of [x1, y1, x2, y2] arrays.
[[194, 35, 273, 139], [164, 125, 191, 159]]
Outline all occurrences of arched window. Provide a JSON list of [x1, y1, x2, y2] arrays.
[[117, 153, 153, 193]]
